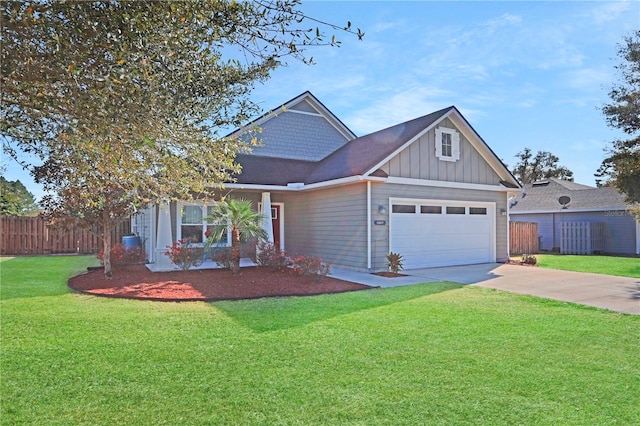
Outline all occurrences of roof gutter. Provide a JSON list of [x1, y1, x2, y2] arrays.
[[511, 207, 632, 214], [224, 175, 380, 192]]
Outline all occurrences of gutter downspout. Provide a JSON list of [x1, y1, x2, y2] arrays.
[[367, 181, 372, 270], [636, 219, 640, 255], [506, 194, 511, 259]]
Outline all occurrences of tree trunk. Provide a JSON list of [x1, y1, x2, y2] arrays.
[[103, 211, 113, 279], [232, 227, 241, 274]]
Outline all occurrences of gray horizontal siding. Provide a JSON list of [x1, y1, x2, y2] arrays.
[[371, 183, 509, 270], [510, 211, 637, 255], [280, 185, 368, 269], [224, 183, 511, 270]]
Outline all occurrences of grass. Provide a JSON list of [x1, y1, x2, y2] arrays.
[[2, 256, 639, 425], [534, 254, 640, 278]]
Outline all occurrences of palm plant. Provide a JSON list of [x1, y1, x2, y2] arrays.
[[205, 199, 267, 274]]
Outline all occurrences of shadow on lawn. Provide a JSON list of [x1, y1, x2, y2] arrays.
[[212, 282, 463, 332]]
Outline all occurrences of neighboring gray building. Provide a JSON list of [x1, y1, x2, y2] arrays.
[[509, 178, 640, 255], [136, 92, 522, 271]]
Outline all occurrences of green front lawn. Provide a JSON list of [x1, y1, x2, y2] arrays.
[[1, 256, 638, 425], [536, 254, 640, 278]]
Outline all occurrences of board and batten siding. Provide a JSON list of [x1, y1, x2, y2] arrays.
[[280, 184, 368, 269], [381, 118, 501, 186], [370, 182, 509, 270], [511, 211, 637, 255]]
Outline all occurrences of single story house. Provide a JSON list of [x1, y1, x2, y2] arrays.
[[509, 177, 640, 255], [134, 92, 521, 271]]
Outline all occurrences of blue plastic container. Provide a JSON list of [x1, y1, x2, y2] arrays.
[[122, 235, 142, 251]]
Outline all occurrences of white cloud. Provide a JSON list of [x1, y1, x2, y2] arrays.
[[484, 13, 523, 34], [343, 86, 454, 134], [515, 99, 536, 108], [585, 0, 632, 24], [564, 67, 612, 91], [371, 20, 402, 33]]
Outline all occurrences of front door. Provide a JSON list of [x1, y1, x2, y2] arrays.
[[271, 205, 281, 251]]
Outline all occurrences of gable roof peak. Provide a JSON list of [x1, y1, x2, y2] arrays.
[[230, 91, 357, 142]]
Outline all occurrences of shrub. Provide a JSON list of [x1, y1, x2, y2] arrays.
[[164, 239, 203, 271], [256, 241, 291, 272], [213, 248, 234, 270], [97, 243, 146, 266], [292, 255, 331, 282], [387, 252, 404, 274], [521, 254, 537, 265]]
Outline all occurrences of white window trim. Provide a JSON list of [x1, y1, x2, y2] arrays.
[[177, 202, 230, 247], [435, 127, 460, 162]]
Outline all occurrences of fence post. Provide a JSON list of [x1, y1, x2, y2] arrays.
[[509, 221, 539, 255], [0, 215, 131, 255]]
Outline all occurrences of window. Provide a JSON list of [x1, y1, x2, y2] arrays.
[[180, 204, 229, 246], [181, 205, 203, 243], [435, 127, 460, 162], [441, 132, 452, 157], [469, 207, 487, 215], [206, 206, 228, 246], [421, 206, 442, 214], [446, 206, 466, 215], [392, 204, 416, 214]]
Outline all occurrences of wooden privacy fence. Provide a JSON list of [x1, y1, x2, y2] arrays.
[[561, 222, 604, 255], [510, 221, 539, 255], [1, 215, 131, 255]]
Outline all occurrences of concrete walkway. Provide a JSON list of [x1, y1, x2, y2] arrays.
[[329, 263, 640, 315]]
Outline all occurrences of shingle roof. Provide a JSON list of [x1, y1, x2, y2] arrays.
[[233, 155, 316, 186], [234, 107, 453, 185], [510, 178, 629, 212]]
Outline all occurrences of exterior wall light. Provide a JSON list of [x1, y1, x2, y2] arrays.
[[378, 205, 387, 215]]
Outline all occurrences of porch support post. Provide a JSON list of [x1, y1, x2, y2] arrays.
[[155, 202, 174, 270], [260, 192, 274, 244]]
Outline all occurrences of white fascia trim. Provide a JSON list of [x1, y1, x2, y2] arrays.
[[510, 207, 630, 215], [385, 176, 509, 192], [364, 110, 453, 176], [300, 96, 357, 141], [224, 176, 370, 192], [224, 183, 293, 191], [288, 109, 323, 118], [447, 110, 520, 188], [364, 108, 519, 188]]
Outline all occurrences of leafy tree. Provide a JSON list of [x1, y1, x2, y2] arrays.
[[596, 30, 640, 205], [0, 176, 39, 216], [1, 1, 361, 278], [205, 199, 267, 274], [511, 148, 574, 185]]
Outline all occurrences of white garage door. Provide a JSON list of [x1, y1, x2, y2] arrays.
[[389, 199, 495, 269]]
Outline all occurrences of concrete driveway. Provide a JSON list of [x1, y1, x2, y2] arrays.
[[330, 263, 640, 315]]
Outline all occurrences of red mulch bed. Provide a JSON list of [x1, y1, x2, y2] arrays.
[[68, 264, 372, 302]]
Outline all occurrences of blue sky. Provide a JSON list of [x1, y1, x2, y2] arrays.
[[3, 0, 638, 200]]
